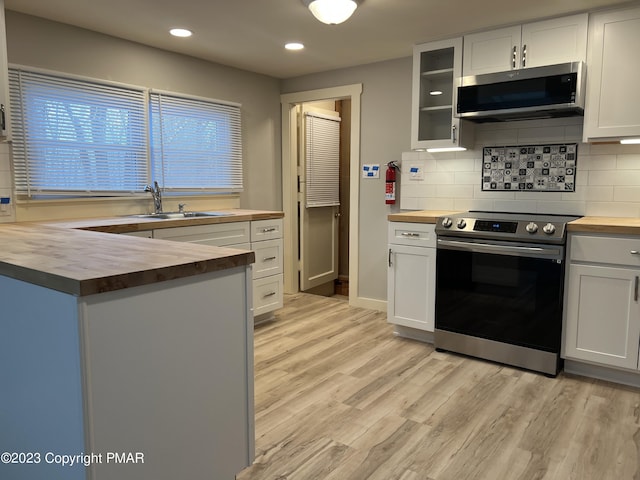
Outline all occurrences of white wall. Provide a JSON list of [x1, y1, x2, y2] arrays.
[[400, 117, 640, 216], [4, 11, 282, 220]]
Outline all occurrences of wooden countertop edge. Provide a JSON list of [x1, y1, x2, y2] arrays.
[[0, 210, 281, 296]]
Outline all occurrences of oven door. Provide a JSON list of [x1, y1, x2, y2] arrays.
[[435, 237, 565, 353]]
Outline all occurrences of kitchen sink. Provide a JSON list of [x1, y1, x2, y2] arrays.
[[127, 211, 233, 219]]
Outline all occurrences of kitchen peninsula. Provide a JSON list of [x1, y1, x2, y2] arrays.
[[0, 211, 282, 480]]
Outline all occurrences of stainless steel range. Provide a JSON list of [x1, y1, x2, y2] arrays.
[[434, 211, 580, 376]]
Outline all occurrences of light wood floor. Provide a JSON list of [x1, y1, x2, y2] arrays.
[[237, 293, 640, 480]]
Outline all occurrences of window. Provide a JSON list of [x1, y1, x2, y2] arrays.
[[8, 67, 244, 197], [150, 92, 243, 193], [9, 68, 148, 196]]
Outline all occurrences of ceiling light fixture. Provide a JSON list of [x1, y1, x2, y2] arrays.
[[169, 28, 192, 38], [285, 42, 305, 50], [303, 0, 359, 25]]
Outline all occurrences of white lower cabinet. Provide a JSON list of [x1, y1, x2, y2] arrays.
[[387, 222, 436, 332], [154, 219, 283, 320], [564, 234, 640, 371]]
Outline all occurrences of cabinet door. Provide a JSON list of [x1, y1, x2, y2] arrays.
[[521, 13, 587, 68], [412, 37, 472, 151], [387, 244, 435, 332], [564, 264, 640, 370], [462, 26, 521, 76], [583, 6, 640, 141]]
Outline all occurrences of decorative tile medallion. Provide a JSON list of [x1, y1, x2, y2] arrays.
[[482, 143, 578, 192]]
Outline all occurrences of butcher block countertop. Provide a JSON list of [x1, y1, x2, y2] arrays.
[[389, 210, 640, 235], [42, 209, 284, 234], [387, 210, 459, 224], [0, 209, 284, 296]]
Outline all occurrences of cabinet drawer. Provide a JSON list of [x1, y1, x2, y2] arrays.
[[570, 234, 640, 267], [251, 218, 283, 242], [153, 222, 250, 247], [253, 274, 283, 316], [252, 238, 283, 279], [388, 222, 436, 247]]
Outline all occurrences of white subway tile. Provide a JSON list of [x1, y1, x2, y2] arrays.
[[583, 155, 617, 171], [493, 199, 539, 213], [567, 185, 613, 202], [614, 186, 640, 203], [616, 155, 640, 170], [455, 171, 481, 185], [435, 158, 475, 172], [417, 197, 455, 210], [535, 201, 586, 216], [564, 124, 583, 142], [424, 171, 455, 185], [436, 184, 474, 198], [585, 202, 640, 218], [517, 126, 566, 143], [590, 143, 640, 155], [457, 198, 495, 211], [399, 197, 420, 210], [589, 170, 640, 186], [516, 191, 564, 201]]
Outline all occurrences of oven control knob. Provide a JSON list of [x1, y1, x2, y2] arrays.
[[543, 223, 556, 235], [456, 219, 467, 229], [441, 217, 453, 228], [525, 222, 539, 234]]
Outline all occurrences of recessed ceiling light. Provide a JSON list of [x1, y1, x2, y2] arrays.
[[285, 42, 305, 51], [170, 28, 192, 38], [429, 90, 443, 96]]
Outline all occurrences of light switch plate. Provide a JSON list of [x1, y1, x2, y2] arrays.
[[362, 164, 380, 179]]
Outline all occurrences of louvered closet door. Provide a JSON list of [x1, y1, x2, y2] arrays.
[[299, 108, 340, 291]]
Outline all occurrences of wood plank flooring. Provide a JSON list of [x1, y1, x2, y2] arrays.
[[237, 293, 640, 480]]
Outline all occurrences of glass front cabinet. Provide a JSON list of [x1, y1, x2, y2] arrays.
[[411, 37, 473, 151]]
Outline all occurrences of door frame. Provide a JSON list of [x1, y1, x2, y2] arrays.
[[281, 84, 362, 306]]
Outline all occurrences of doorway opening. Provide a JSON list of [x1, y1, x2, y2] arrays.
[[297, 100, 351, 298], [280, 84, 362, 306]]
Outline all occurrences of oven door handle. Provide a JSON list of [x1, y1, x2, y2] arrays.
[[437, 238, 563, 259]]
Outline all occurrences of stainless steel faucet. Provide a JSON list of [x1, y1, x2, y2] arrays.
[[144, 181, 163, 214]]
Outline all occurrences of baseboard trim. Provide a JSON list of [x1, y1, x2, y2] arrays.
[[350, 296, 386, 312], [564, 360, 640, 388]]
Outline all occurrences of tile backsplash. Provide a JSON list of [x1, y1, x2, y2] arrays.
[[400, 117, 640, 217], [0, 141, 14, 223]]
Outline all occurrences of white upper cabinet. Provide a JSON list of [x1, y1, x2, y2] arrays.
[[583, 6, 640, 142], [462, 13, 588, 77], [411, 37, 473, 151]]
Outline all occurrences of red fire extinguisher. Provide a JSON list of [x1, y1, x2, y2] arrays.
[[385, 161, 399, 204]]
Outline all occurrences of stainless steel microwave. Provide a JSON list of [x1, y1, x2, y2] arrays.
[[456, 61, 585, 122]]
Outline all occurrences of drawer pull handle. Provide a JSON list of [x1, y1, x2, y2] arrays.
[[263, 256, 277, 261], [401, 232, 420, 238], [263, 291, 277, 298], [262, 227, 277, 233], [632, 251, 640, 255], [635, 276, 639, 302]]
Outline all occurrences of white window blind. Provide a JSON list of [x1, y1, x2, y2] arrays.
[[149, 92, 243, 193], [305, 112, 341, 208], [9, 68, 148, 196]]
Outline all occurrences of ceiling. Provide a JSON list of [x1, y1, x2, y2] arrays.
[[5, 0, 635, 79]]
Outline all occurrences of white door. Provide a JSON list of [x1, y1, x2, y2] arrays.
[[564, 263, 640, 370], [299, 106, 340, 291]]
